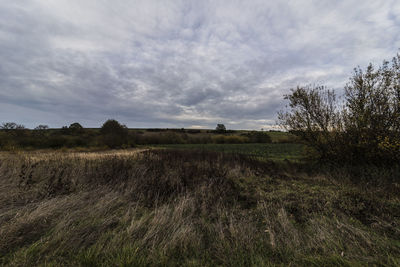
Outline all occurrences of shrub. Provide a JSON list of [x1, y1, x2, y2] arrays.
[[279, 53, 400, 164], [100, 119, 128, 148]]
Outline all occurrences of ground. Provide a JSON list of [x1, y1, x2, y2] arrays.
[[0, 147, 399, 266], [152, 143, 306, 161]]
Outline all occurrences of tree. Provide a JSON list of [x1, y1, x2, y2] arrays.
[[278, 53, 400, 164], [278, 85, 343, 160], [34, 125, 49, 138], [100, 119, 128, 148], [69, 122, 83, 130], [34, 125, 49, 130], [0, 122, 25, 131], [68, 122, 83, 135], [343, 60, 400, 161], [215, 124, 226, 133]]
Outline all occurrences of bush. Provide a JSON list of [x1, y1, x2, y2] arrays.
[[100, 120, 128, 148], [279, 53, 400, 164]]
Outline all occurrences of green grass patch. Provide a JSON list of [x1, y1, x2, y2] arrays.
[[151, 143, 306, 161]]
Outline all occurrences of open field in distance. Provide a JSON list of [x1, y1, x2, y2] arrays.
[[152, 143, 306, 161]]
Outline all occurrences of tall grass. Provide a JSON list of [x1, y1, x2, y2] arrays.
[[0, 150, 399, 266]]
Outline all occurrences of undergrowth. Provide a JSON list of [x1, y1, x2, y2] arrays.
[[0, 150, 399, 266]]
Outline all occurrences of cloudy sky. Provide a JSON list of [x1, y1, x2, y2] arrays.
[[1, 0, 399, 129]]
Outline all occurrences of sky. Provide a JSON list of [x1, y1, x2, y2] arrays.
[[1, 0, 400, 129]]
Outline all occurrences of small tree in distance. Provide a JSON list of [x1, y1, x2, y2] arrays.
[[35, 125, 49, 130], [68, 122, 83, 135], [69, 122, 83, 130], [215, 124, 226, 133], [100, 119, 128, 148], [34, 125, 49, 137], [0, 122, 25, 131]]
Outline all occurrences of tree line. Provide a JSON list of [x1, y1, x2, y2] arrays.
[[0, 120, 273, 150], [0, 120, 130, 149]]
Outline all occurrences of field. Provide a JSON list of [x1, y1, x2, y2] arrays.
[[0, 148, 399, 266], [0, 127, 296, 151], [152, 143, 306, 161]]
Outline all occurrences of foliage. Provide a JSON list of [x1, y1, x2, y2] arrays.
[[67, 122, 84, 135], [279, 53, 400, 164], [0, 123, 295, 150], [215, 123, 227, 133], [0, 122, 25, 131], [69, 122, 83, 129], [34, 125, 49, 130], [278, 85, 342, 160], [342, 58, 400, 163], [100, 119, 128, 148]]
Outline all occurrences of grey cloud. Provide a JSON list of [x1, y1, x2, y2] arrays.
[[0, 0, 399, 129]]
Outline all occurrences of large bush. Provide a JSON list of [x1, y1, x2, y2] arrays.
[[279, 53, 400, 164], [100, 119, 128, 148]]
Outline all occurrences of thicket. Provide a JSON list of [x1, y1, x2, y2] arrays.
[[279, 53, 400, 164], [0, 123, 98, 150]]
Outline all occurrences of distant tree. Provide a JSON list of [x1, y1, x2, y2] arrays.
[[69, 122, 83, 130], [100, 119, 128, 148], [34, 125, 49, 130], [215, 124, 226, 133], [68, 122, 83, 135], [34, 125, 49, 138], [0, 122, 25, 131], [0, 122, 27, 141]]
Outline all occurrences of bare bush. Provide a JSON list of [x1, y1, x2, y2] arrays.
[[279, 53, 400, 164]]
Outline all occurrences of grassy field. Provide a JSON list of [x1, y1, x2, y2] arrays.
[[132, 129, 295, 143], [0, 149, 399, 266], [152, 143, 306, 161]]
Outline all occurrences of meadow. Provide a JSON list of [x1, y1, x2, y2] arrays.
[[152, 143, 306, 161], [0, 148, 399, 266]]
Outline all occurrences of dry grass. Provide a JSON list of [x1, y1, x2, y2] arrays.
[[0, 148, 148, 162], [0, 149, 399, 266]]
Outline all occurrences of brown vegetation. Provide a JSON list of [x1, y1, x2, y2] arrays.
[[279, 53, 400, 164], [0, 150, 399, 266]]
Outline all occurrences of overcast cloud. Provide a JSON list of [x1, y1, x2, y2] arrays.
[[1, 0, 399, 129]]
